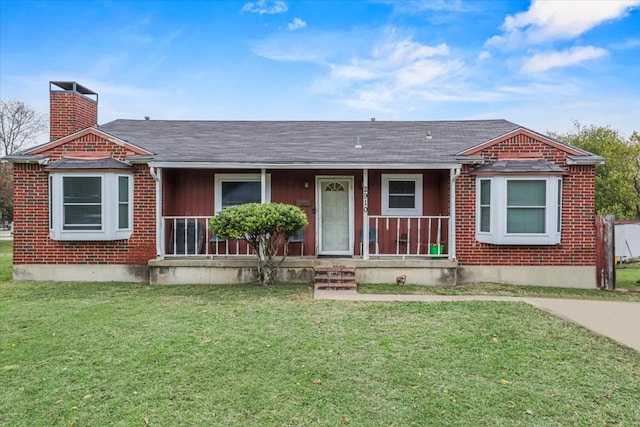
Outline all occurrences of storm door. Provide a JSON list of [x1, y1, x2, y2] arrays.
[[317, 177, 353, 255]]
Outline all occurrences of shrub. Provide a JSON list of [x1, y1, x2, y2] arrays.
[[209, 203, 308, 286]]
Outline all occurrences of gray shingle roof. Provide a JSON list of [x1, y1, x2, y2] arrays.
[[98, 119, 524, 165], [45, 157, 133, 170]]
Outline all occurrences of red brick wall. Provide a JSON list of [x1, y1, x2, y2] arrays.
[[455, 135, 596, 266], [50, 90, 98, 141], [12, 134, 156, 266]]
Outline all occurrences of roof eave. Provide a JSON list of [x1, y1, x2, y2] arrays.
[[126, 155, 155, 164], [1, 154, 49, 164], [566, 156, 606, 165], [455, 156, 485, 165], [148, 161, 462, 170]]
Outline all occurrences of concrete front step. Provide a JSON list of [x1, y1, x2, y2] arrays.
[[314, 266, 357, 290]]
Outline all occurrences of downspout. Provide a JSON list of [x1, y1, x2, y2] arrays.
[[449, 167, 461, 260], [260, 168, 267, 260], [261, 168, 267, 203], [362, 168, 369, 260], [149, 166, 163, 259]]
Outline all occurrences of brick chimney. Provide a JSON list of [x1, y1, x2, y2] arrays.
[[49, 81, 98, 141]]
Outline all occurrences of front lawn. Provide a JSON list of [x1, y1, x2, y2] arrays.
[[359, 281, 640, 302], [0, 240, 11, 281], [1, 281, 639, 426], [616, 262, 640, 291]]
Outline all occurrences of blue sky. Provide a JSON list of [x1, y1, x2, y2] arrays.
[[1, 0, 639, 142]]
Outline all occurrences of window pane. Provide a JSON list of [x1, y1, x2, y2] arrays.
[[507, 181, 545, 206], [479, 180, 491, 232], [118, 176, 129, 203], [557, 179, 562, 233], [64, 177, 101, 204], [118, 176, 129, 229], [507, 208, 545, 233], [389, 181, 415, 195], [63, 177, 102, 230], [119, 204, 129, 229], [480, 207, 490, 232], [480, 180, 490, 205], [221, 181, 261, 208], [388, 180, 415, 209], [389, 195, 415, 209], [64, 205, 102, 230]]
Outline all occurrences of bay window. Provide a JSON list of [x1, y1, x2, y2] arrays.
[[49, 172, 133, 240], [476, 176, 562, 245]]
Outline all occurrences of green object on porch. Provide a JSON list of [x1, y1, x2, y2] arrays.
[[430, 244, 444, 259]]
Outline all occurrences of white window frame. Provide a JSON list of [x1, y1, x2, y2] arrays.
[[49, 172, 134, 241], [214, 173, 271, 213], [381, 174, 423, 216], [475, 176, 562, 245]]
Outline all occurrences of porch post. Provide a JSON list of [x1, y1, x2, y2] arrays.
[[449, 167, 460, 260], [151, 166, 164, 259], [259, 168, 267, 260], [362, 168, 369, 260], [260, 168, 267, 203]]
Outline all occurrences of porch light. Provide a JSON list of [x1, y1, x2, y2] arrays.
[[304, 181, 309, 189]]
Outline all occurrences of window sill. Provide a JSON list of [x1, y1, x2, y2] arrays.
[[50, 230, 133, 241], [476, 233, 561, 245]]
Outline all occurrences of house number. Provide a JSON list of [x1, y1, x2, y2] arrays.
[[363, 186, 368, 213]]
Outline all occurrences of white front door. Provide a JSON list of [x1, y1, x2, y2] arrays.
[[317, 177, 353, 255]]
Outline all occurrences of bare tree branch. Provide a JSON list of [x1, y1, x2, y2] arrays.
[[0, 99, 47, 156]]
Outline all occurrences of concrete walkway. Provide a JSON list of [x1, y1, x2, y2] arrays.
[[314, 290, 640, 352]]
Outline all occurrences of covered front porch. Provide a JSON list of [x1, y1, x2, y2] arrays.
[[151, 166, 459, 263]]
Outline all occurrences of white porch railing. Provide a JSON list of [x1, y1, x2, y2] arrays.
[[163, 216, 254, 257], [161, 215, 450, 258], [364, 215, 450, 258]]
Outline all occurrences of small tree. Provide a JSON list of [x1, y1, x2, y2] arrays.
[[209, 203, 308, 286], [0, 99, 47, 156], [0, 99, 47, 222], [557, 122, 640, 220]]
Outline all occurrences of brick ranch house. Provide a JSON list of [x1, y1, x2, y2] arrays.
[[3, 81, 604, 287]]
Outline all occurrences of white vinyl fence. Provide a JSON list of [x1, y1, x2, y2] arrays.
[[615, 222, 640, 262]]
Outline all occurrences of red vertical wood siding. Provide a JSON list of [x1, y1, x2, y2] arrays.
[[162, 169, 215, 216], [363, 170, 449, 254], [163, 169, 449, 255], [161, 168, 451, 257]]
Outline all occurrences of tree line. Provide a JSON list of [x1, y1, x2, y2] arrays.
[[555, 123, 640, 220]]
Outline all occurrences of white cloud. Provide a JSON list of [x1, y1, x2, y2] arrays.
[[242, 0, 288, 15], [311, 35, 463, 111], [521, 46, 608, 73], [377, 39, 450, 62], [380, 0, 475, 14], [477, 51, 491, 62], [488, 0, 640, 47], [610, 37, 640, 50], [330, 64, 376, 81], [288, 17, 307, 31]]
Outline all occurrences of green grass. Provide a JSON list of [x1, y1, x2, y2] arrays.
[[616, 263, 640, 291], [359, 281, 640, 302], [1, 281, 640, 426], [0, 240, 12, 281]]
